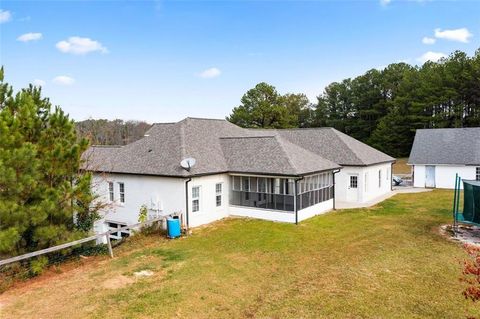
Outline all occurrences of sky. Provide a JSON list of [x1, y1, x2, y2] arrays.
[[0, 0, 479, 122]]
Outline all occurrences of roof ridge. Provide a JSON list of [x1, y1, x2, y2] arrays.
[[417, 127, 480, 131], [219, 135, 276, 140], [179, 120, 187, 161], [151, 122, 177, 125], [331, 129, 365, 165], [275, 135, 299, 174], [247, 127, 334, 131], [185, 117, 227, 121]]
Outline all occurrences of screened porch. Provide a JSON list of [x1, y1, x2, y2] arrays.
[[230, 172, 334, 212]]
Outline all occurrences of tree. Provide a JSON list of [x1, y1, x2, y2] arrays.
[[368, 107, 412, 158], [227, 82, 310, 128], [76, 118, 151, 145], [313, 48, 480, 157], [0, 68, 100, 259], [281, 93, 314, 128]]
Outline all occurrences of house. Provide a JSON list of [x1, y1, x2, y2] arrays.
[[408, 128, 480, 189], [84, 117, 394, 232]]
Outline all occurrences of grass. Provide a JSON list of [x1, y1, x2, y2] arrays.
[[1, 190, 478, 318], [393, 157, 411, 175]]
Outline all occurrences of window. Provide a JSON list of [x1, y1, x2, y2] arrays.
[[118, 182, 125, 203], [350, 175, 358, 188], [378, 170, 382, 188], [215, 183, 222, 207], [192, 186, 200, 212], [477, 167, 480, 181], [108, 182, 114, 202]]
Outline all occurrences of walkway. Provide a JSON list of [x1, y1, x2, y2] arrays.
[[335, 187, 432, 209]]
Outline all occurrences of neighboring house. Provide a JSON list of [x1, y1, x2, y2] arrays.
[[84, 117, 394, 232], [408, 128, 480, 189]]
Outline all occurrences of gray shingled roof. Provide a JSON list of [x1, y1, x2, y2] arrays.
[[83, 117, 392, 177], [408, 128, 480, 165], [250, 128, 395, 166], [220, 136, 340, 176]]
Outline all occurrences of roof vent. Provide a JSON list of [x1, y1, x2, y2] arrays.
[[180, 158, 196, 172]]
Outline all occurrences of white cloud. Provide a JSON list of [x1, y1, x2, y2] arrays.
[[32, 79, 46, 87], [417, 51, 447, 64], [434, 28, 472, 43], [422, 37, 436, 45], [17, 32, 43, 42], [197, 67, 221, 79], [53, 76, 75, 86], [380, 0, 391, 5], [56, 36, 108, 55], [0, 10, 11, 23]]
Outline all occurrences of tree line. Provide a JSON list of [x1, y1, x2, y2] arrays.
[[227, 49, 480, 157], [76, 119, 151, 146]]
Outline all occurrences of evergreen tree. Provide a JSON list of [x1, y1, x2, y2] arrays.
[[0, 68, 99, 258], [227, 82, 302, 128]]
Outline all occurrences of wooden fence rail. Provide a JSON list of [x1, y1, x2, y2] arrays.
[[0, 217, 164, 267]]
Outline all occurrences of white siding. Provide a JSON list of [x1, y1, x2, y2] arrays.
[[297, 199, 333, 222], [91, 164, 392, 232], [188, 174, 230, 227], [229, 206, 295, 223], [229, 199, 333, 223], [413, 164, 477, 189], [92, 173, 185, 226], [335, 163, 393, 203]]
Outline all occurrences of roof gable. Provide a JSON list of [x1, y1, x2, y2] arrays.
[[408, 128, 480, 165], [220, 135, 340, 176], [250, 128, 394, 166]]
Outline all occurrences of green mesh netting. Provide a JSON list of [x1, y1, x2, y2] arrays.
[[463, 180, 480, 224]]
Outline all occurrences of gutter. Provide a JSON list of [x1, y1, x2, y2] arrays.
[[390, 163, 393, 191], [184, 177, 192, 231], [294, 176, 304, 225]]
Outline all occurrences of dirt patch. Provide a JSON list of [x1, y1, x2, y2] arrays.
[[440, 224, 480, 246], [133, 270, 154, 277], [102, 275, 135, 289]]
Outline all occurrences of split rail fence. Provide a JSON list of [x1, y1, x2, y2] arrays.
[[0, 217, 164, 267]]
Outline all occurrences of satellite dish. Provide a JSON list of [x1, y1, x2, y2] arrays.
[[180, 158, 196, 172]]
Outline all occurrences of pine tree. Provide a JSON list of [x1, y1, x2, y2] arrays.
[[0, 68, 99, 259]]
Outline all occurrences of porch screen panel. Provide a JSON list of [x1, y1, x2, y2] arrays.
[[297, 172, 334, 211], [230, 175, 295, 212]]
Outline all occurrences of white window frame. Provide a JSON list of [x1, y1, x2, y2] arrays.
[[350, 175, 358, 189], [476, 167, 480, 181], [108, 181, 114, 202], [215, 183, 222, 207], [118, 182, 125, 204], [192, 186, 200, 212]]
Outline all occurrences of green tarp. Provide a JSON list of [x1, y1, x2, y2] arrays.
[[462, 180, 480, 224]]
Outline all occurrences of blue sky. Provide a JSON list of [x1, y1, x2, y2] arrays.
[[1, 0, 478, 122]]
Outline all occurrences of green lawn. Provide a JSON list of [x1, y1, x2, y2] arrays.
[[1, 190, 478, 318], [393, 157, 411, 175]]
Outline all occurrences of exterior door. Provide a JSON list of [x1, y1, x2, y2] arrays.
[[425, 165, 436, 188], [347, 174, 359, 202]]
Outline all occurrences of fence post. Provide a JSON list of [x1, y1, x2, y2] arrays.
[[105, 233, 114, 258]]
